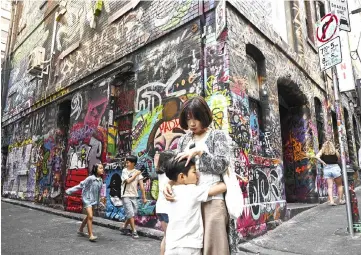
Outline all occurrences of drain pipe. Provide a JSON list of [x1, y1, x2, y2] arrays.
[[199, 0, 206, 97], [1, 1, 18, 112], [45, 11, 59, 93]]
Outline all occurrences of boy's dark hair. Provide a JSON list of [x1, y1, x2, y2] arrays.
[[163, 156, 195, 182], [179, 96, 213, 130], [156, 150, 177, 174], [91, 164, 102, 177], [126, 155, 137, 165]]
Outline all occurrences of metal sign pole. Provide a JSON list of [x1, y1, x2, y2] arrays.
[[332, 66, 354, 237]]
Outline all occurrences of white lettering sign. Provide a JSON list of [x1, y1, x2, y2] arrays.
[[337, 31, 355, 92], [330, 0, 350, 31], [318, 36, 342, 71]]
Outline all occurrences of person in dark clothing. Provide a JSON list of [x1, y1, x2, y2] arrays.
[[315, 141, 345, 206]]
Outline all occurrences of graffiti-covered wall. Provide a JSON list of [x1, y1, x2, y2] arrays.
[[225, 1, 360, 247], [2, 103, 67, 204], [65, 80, 109, 212]]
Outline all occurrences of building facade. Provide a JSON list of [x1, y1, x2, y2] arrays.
[[1, 0, 361, 250], [1, 0, 12, 111], [0, 0, 11, 62]]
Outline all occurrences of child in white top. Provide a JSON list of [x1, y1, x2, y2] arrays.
[[163, 156, 226, 255], [120, 155, 147, 239], [155, 151, 175, 255]]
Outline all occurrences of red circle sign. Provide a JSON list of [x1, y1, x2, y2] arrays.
[[316, 13, 338, 43]]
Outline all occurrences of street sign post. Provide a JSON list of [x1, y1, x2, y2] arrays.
[[330, 0, 351, 31], [318, 36, 342, 71], [316, 9, 354, 237]]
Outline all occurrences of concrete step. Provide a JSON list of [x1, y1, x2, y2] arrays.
[[284, 203, 318, 221]]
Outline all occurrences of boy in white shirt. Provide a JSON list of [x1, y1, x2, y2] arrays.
[[163, 156, 226, 255], [120, 155, 147, 239], [155, 151, 175, 255]]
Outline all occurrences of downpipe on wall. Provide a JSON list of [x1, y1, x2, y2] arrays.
[[199, 0, 206, 97], [45, 11, 59, 92], [1, 1, 18, 112]]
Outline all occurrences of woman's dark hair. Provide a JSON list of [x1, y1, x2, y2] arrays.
[[91, 164, 102, 177], [179, 96, 213, 130], [163, 156, 195, 181], [126, 155, 137, 165], [156, 150, 177, 174]]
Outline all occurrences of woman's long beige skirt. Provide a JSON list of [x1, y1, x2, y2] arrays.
[[201, 199, 230, 255]]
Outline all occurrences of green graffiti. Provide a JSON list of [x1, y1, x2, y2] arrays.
[[151, 179, 159, 200], [132, 105, 163, 150], [160, 0, 192, 31], [42, 151, 50, 176]]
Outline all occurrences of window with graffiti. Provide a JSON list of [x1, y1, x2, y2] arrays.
[[245, 55, 259, 100], [249, 98, 264, 156]]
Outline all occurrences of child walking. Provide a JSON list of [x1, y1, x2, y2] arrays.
[[163, 156, 226, 255], [65, 163, 104, 242], [120, 155, 147, 239]]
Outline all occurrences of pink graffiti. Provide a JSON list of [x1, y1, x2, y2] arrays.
[[159, 119, 181, 134], [84, 98, 108, 126], [132, 117, 147, 141]]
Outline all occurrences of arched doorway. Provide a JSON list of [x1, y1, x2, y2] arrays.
[[277, 78, 314, 202]]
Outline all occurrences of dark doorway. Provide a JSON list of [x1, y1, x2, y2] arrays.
[[344, 108, 355, 164], [58, 100, 71, 129], [56, 100, 71, 204], [1, 146, 9, 196], [278, 79, 311, 202], [331, 111, 339, 149], [353, 116, 360, 165]]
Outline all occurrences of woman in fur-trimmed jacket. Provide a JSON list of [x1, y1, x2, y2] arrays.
[[164, 96, 231, 255]]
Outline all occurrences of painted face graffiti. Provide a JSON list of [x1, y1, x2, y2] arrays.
[[154, 119, 185, 152]]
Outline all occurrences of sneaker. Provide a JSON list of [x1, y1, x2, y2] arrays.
[[89, 235, 97, 242], [329, 201, 337, 206], [120, 228, 131, 236], [132, 231, 139, 239], [339, 199, 346, 205], [77, 231, 88, 237]]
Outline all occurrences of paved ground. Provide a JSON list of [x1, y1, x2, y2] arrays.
[[238, 187, 361, 255], [2, 187, 361, 255], [1, 202, 161, 255]]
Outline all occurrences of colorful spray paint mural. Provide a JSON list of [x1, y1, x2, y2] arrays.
[[33, 130, 66, 204], [2, 1, 361, 249], [64, 82, 108, 212]]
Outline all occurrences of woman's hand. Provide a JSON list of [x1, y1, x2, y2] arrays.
[[175, 148, 202, 166], [163, 183, 175, 202]]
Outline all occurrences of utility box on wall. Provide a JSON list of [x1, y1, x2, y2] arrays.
[[27, 47, 45, 75]]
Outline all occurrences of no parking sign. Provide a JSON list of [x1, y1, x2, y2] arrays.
[[316, 13, 342, 71], [316, 13, 339, 44]]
